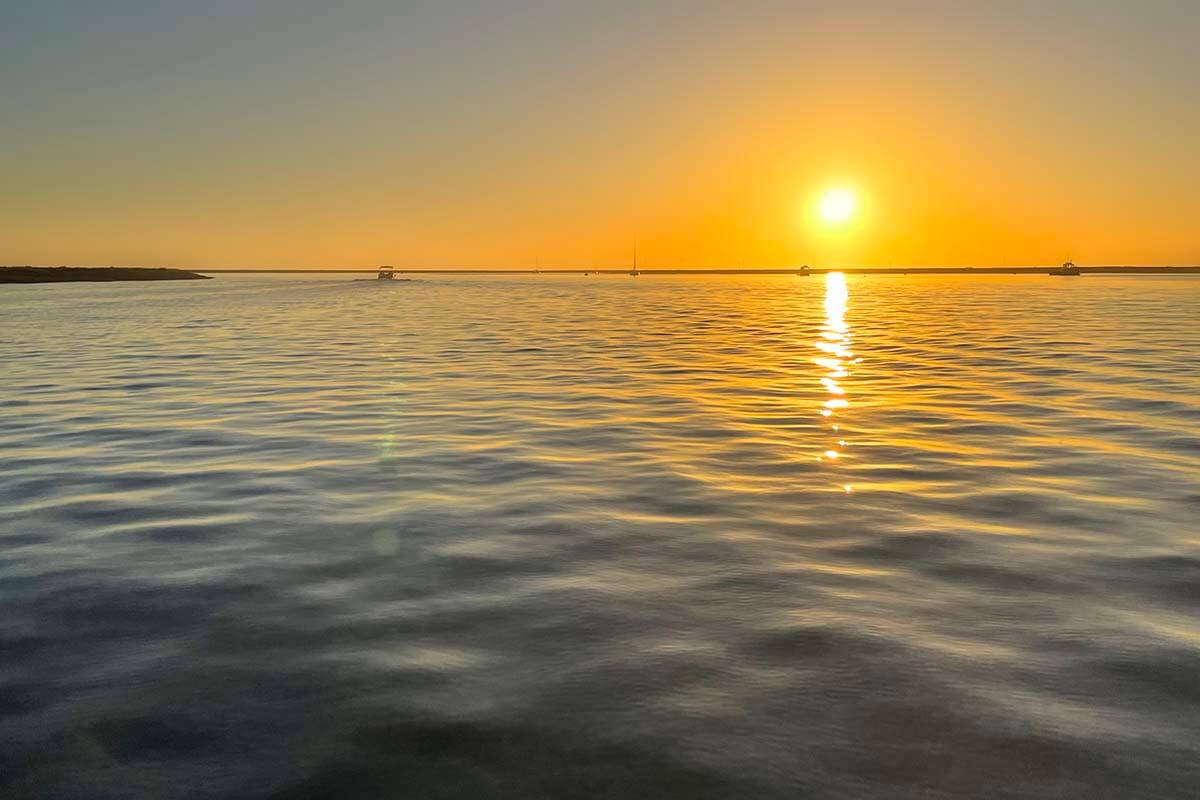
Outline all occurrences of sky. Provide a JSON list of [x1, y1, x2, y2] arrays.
[[2, 0, 1197, 269]]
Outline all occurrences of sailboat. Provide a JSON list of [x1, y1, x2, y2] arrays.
[[629, 243, 639, 276]]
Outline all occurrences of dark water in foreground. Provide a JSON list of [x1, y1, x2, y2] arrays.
[[2, 273, 1198, 798]]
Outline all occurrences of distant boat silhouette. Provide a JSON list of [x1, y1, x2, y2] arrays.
[[798, 264, 811, 276], [1050, 261, 1081, 276], [377, 265, 395, 280], [629, 243, 639, 276]]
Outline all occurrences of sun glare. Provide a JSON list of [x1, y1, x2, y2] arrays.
[[818, 188, 856, 224]]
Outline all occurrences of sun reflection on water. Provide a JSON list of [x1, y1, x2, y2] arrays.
[[816, 272, 852, 491]]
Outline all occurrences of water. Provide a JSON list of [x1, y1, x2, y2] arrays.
[[2, 273, 1198, 798]]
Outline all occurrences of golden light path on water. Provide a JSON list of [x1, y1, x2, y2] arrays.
[[816, 272, 854, 492]]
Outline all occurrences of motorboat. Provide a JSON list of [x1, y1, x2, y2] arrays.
[[1050, 261, 1080, 276]]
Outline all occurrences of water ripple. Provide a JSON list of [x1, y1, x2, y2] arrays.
[[1, 273, 1198, 798]]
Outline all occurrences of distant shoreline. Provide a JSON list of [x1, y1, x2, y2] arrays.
[[190, 266, 1200, 275], [1, 267, 211, 284], [7, 266, 1198, 279]]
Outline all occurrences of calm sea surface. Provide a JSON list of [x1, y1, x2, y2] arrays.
[[2, 273, 1198, 798]]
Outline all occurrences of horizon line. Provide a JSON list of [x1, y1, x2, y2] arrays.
[[7, 264, 1200, 275]]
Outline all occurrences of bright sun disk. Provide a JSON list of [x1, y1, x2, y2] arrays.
[[818, 188, 856, 223]]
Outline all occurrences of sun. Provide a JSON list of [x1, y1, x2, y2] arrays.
[[818, 188, 856, 224]]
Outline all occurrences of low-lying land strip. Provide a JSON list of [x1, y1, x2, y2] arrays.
[[1, 267, 211, 283]]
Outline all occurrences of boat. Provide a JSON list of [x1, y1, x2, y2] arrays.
[[378, 265, 395, 280], [798, 265, 811, 276], [629, 243, 639, 276], [1050, 261, 1080, 276]]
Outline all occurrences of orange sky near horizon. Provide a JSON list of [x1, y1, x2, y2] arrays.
[[2, 2, 1197, 269]]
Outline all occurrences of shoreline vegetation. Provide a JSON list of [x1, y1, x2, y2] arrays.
[[193, 266, 1200, 275], [1, 267, 212, 283], [5, 266, 1198, 282]]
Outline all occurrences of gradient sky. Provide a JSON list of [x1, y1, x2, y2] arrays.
[[2, 1, 1197, 268]]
